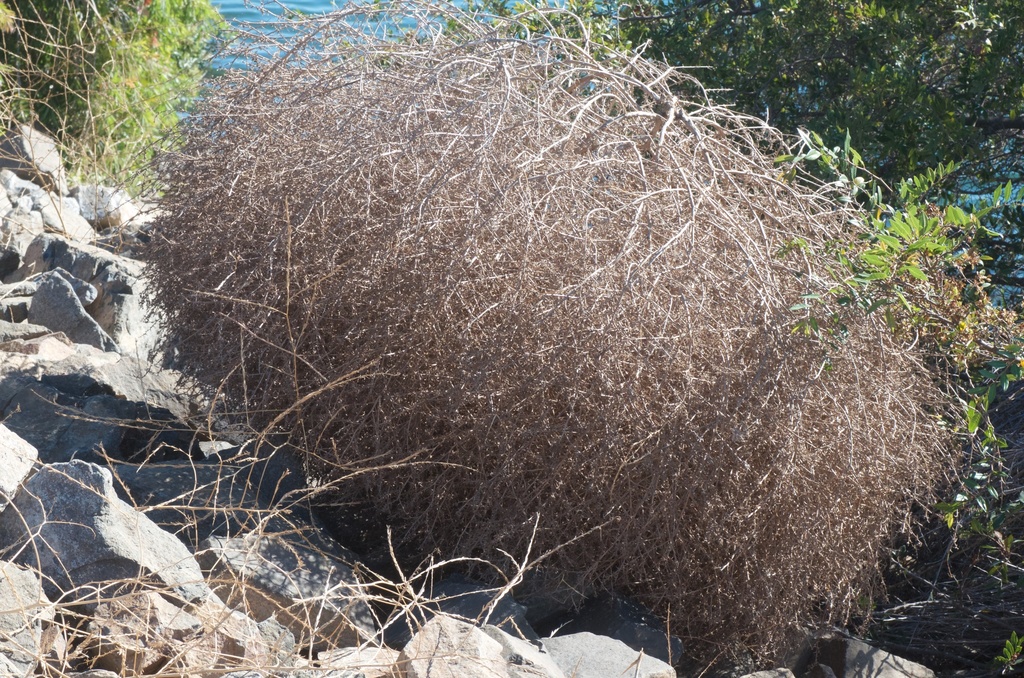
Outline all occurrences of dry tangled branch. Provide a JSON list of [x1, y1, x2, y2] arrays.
[[147, 2, 953, 659]]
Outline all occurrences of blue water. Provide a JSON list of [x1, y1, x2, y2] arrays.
[[214, 0, 343, 25]]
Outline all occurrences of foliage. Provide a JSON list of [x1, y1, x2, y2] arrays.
[[0, 0, 222, 183], [996, 631, 1024, 673], [617, 0, 1023, 188], [783, 127, 1024, 670]]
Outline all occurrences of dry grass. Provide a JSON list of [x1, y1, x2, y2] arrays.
[[146, 2, 953, 660]]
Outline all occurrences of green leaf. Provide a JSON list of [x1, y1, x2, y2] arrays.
[[967, 399, 982, 434], [899, 265, 929, 281]]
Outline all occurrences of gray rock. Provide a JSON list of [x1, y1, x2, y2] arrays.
[[46, 267, 99, 305], [0, 187, 11, 213], [0, 561, 54, 678], [13, 234, 156, 355], [0, 279, 37, 296], [27, 271, 118, 351], [35, 192, 94, 242], [5, 268, 97, 305], [72, 184, 140, 230], [111, 448, 312, 548], [111, 461, 270, 547], [190, 596, 298, 670], [0, 295, 29, 322], [546, 593, 683, 665], [0, 169, 45, 200], [0, 319, 49, 343], [400, 616, 510, 678], [482, 625, 566, 678], [741, 671, 796, 678], [0, 425, 38, 513], [0, 343, 193, 418], [815, 637, 934, 678], [0, 461, 212, 604], [318, 645, 400, 677], [83, 590, 205, 676], [1, 208, 43, 237], [0, 223, 35, 283], [199, 530, 375, 650], [542, 632, 675, 678], [0, 126, 68, 195], [1, 380, 187, 464], [384, 574, 534, 648]]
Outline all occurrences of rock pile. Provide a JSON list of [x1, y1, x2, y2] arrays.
[[0, 124, 937, 677]]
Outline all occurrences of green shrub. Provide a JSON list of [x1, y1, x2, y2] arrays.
[[0, 0, 221, 184], [148, 4, 953, 660]]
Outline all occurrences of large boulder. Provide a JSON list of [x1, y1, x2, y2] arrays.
[[198, 530, 375, 650], [27, 271, 117, 351], [11, 233, 158, 357], [0, 341, 194, 418], [0, 126, 68, 195], [72, 184, 141, 230], [815, 636, 935, 678], [110, 448, 311, 548], [541, 632, 675, 678], [33, 192, 94, 243], [0, 461, 212, 604], [399, 616, 515, 678]]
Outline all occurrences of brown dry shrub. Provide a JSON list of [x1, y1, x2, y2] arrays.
[[147, 3, 952, 659]]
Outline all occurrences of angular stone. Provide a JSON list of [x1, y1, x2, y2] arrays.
[[199, 530, 375, 650], [0, 343, 193, 418], [0, 319, 49, 343], [1, 208, 43, 238], [1, 378, 187, 464], [548, 593, 683, 665], [542, 632, 675, 678], [0, 170, 44, 199], [72, 185, 140, 230], [0, 128, 68, 195], [400, 616, 510, 678], [0, 461, 212, 604], [111, 455, 307, 549], [384, 574, 533, 648], [34, 192, 92, 243], [84, 591, 205, 676], [189, 596, 297, 671], [27, 272, 117, 351], [49, 267, 99, 305], [741, 671, 796, 678], [319, 645, 401, 678], [482, 626, 566, 678], [13, 234, 155, 355], [0, 295, 30, 322], [0, 561, 54, 678], [815, 637, 934, 678], [0, 333, 74, 360], [0, 425, 38, 513]]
